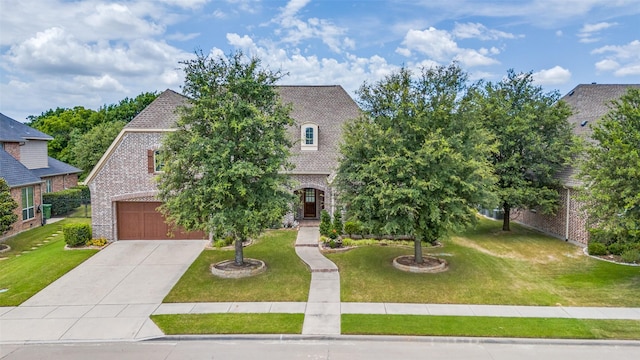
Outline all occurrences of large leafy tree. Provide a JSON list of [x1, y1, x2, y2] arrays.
[[578, 88, 640, 244], [475, 71, 574, 231], [335, 65, 497, 264], [0, 178, 19, 235], [157, 51, 295, 266]]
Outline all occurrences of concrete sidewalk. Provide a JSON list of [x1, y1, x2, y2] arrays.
[[294, 227, 341, 335], [0, 240, 207, 343], [151, 302, 640, 320]]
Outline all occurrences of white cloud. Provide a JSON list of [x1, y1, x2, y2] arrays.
[[452, 22, 519, 40], [396, 27, 500, 67], [592, 40, 640, 76], [577, 22, 617, 43], [532, 66, 572, 85]]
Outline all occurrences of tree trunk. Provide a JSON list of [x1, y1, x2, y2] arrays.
[[414, 237, 423, 264], [234, 236, 244, 266], [502, 204, 511, 231]]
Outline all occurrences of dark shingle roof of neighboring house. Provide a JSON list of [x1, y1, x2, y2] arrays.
[[559, 83, 640, 187], [0, 112, 53, 142], [123, 86, 361, 175], [0, 148, 43, 187], [31, 157, 82, 177]]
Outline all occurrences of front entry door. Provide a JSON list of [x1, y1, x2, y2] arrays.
[[303, 188, 316, 218]]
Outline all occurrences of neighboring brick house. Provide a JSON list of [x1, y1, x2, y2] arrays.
[[85, 86, 360, 241], [514, 84, 640, 245], [0, 113, 82, 239]]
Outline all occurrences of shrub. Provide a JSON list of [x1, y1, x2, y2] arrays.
[[214, 236, 234, 248], [63, 223, 92, 247], [607, 242, 627, 256], [319, 210, 331, 237], [344, 220, 363, 236], [588, 242, 607, 256], [332, 208, 343, 235], [328, 228, 339, 240], [86, 237, 108, 247], [621, 249, 640, 264], [43, 188, 83, 216]]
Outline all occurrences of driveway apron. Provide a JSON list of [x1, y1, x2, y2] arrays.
[[0, 240, 207, 343]]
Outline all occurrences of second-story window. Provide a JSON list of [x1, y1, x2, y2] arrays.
[[305, 127, 314, 145], [154, 150, 165, 172], [301, 123, 318, 151]]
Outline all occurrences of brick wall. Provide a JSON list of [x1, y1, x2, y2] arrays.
[[89, 132, 165, 241], [42, 174, 79, 193], [514, 188, 589, 245], [3, 142, 20, 161], [2, 184, 43, 240]]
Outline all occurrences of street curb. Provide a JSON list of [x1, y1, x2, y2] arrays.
[[153, 334, 640, 347]]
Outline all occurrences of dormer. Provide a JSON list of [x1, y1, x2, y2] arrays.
[[300, 123, 318, 151]]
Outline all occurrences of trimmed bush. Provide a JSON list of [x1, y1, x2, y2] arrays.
[[621, 249, 640, 264], [86, 238, 108, 247], [43, 188, 83, 216], [588, 242, 607, 256], [344, 221, 363, 236], [319, 210, 331, 237], [607, 242, 627, 256], [63, 223, 92, 247], [332, 208, 343, 235]]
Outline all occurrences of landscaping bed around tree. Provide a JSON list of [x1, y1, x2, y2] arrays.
[[327, 218, 640, 307], [162, 229, 310, 303], [0, 218, 98, 306]]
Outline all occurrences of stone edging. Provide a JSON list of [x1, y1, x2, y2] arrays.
[[0, 244, 10, 253], [582, 247, 640, 267], [392, 255, 448, 273], [210, 258, 267, 278]]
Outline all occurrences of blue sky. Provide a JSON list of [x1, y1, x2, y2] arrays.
[[1, 0, 639, 122]]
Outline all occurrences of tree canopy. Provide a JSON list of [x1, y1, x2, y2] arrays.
[[474, 70, 574, 230], [578, 88, 640, 245], [335, 64, 497, 263], [156, 51, 295, 265]]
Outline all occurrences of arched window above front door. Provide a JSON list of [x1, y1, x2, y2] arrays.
[[301, 123, 318, 151]]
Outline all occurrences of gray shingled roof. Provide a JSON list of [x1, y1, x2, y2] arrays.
[[31, 157, 82, 177], [126, 89, 189, 129], [0, 112, 53, 142], [124, 86, 361, 174], [0, 148, 43, 187], [559, 83, 640, 187]]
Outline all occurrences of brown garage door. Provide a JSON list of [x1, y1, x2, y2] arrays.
[[117, 202, 205, 240]]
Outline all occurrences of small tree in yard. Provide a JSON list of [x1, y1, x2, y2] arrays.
[[335, 64, 497, 264], [157, 51, 295, 266], [0, 178, 19, 235], [578, 88, 640, 248], [475, 70, 574, 231]]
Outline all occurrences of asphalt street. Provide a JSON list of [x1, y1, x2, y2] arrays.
[[1, 337, 639, 360]]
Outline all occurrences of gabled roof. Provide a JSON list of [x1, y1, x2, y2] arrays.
[[31, 157, 82, 177], [86, 85, 361, 183], [559, 83, 640, 187], [0, 112, 53, 142], [126, 89, 188, 129], [0, 148, 43, 187]]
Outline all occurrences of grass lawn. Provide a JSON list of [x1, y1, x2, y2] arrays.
[[151, 313, 304, 334], [327, 218, 640, 306], [163, 229, 310, 303], [0, 218, 98, 306], [342, 315, 640, 340]]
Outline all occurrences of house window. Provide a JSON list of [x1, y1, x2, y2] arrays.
[[22, 186, 35, 220], [154, 150, 165, 172], [305, 188, 315, 203], [45, 179, 52, 193], [300, 123, 318, 151]]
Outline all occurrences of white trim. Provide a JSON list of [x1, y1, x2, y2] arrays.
[[300, 123, 318, 151]]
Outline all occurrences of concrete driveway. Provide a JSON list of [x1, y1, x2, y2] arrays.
[[0, 240, 207, 343]]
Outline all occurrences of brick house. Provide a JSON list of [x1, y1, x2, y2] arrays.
[[85, 86, 360, 241], [514, 84, 640, 245], [0, 113, 82, 239]]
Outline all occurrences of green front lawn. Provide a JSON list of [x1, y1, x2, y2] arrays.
[[342, 315, 640, 339], [163, 229, 310, 302], [328, 218, 640, 306], [0, 218, 98, 306], [151, 313, 304, 334]]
